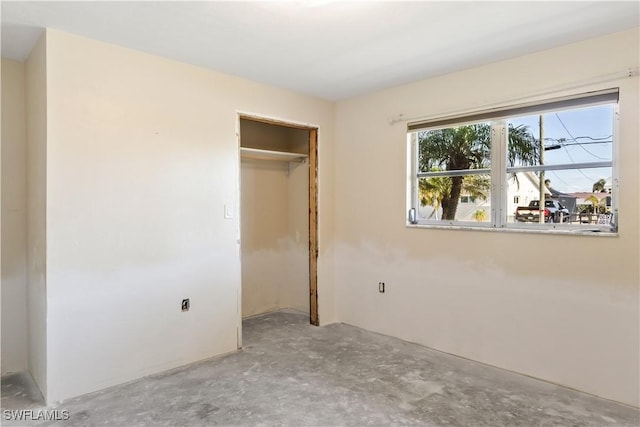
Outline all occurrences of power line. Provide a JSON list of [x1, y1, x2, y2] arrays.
[[548, 170, 572, 188], [545, 135, 612, 142], [554, 113, 610, 161], [552, 114, 600, 182], [573, 135, 612, 141], [544, 137, 613, 148], [545, 137, 612, 146], [563, 140, 612, 146]]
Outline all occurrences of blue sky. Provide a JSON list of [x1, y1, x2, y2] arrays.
[[509, 104, 613, 193]]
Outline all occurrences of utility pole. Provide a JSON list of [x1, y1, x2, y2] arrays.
[[539, 115, 545, 224]]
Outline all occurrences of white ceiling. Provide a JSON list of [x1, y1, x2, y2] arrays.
[[2, 1, 639, 100]]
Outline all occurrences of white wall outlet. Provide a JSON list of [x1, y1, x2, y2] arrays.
[[224, 204, 233, 219]]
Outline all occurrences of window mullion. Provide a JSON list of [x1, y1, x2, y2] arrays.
[[418, 168, 491, 178], [611, 105, 620, 231], [491, 121, 507, 227], [410, 133, 418, 218], [505, 161, 612, 173]]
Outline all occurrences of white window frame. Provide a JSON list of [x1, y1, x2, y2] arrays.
[[407, 88, 619, 234]]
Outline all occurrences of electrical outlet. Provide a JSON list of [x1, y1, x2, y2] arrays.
[[181, 298, 190, 311], [378, 282, 385, 293]]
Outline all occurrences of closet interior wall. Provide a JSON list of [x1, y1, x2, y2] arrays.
[[240, 119, 310, 318]]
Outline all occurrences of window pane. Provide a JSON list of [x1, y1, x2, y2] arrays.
[[418, 174, 491, 222], [505, 103, 615, 228], [506, 167, 613, 225], [507, 104, 613, 168], [418, 122, 491, 172]]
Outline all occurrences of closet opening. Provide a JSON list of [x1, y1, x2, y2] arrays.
[[238, 115, 319, 343]]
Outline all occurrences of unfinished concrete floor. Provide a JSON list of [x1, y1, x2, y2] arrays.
[[2, 311, 639, 426]]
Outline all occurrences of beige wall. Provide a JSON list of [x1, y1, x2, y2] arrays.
[[25, 34, 48, 398], [333, 28, 640, 406], [240, 121, 310, 318], [284, 146, 311, 313], [40, 29, 334, 403], [240, 159, 310, 317], [241, 159, 290, 316], [1, 59, 28, 374]]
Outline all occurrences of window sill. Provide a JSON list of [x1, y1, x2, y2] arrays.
[[406, 223, 618, 237]]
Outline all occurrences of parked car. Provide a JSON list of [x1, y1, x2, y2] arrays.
[[515, 200, 570, 223]]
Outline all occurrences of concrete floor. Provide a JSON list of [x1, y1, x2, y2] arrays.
[[2, 311, 639, 426]]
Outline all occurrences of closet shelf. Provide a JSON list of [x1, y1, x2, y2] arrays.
[[240, 147, 308, 163]]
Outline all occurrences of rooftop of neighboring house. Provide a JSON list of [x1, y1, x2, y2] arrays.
[[569, 192, 612, 203]]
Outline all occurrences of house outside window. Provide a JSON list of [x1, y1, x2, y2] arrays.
[[408, 89, 618, 232]]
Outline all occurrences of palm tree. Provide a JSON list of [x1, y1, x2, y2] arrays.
[[585, 195, 599, 212], [585, 194, 608, 216], [473, 209, 488, 222], [419, 176, 450, 219], [419, 173, 490, 219], [419, 124, 538, 220], [592, 178, 607, 193]]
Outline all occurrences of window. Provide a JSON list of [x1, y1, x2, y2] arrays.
[[460, 196, 477, 204], [414, 122, 492, 223], [408, 89, 618, 232]]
